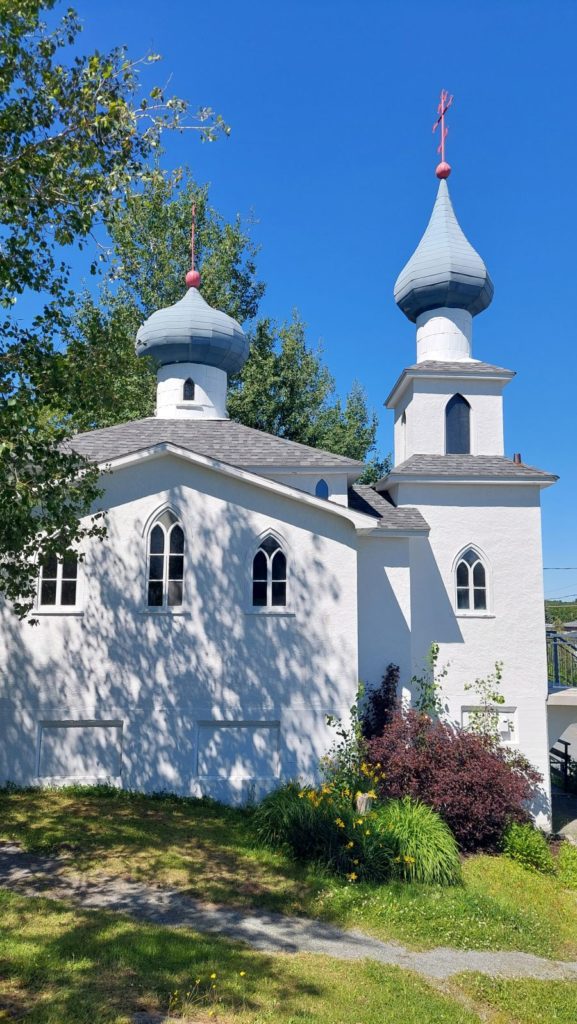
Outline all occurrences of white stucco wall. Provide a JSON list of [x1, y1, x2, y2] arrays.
[[393, 379, 506, 464], [356, 536, 412, 692], [395, 481, 551, 826], [0, 455, 362, 802]]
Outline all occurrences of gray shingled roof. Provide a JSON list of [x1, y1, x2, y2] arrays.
[[385, 360, 515, 407], [348, 485, 428, 531], [70, 418, 365, 471], [405, 360, 514, 375], [394, 179, 494, 323], [376, 454, 558, 487]]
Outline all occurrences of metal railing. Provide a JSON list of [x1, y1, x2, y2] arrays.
[[547, 630, 577, 687]]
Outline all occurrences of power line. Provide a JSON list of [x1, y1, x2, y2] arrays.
[[544, 567, 577, 570]]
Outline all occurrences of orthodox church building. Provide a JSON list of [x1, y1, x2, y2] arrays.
[[0, 159, 556, 825]]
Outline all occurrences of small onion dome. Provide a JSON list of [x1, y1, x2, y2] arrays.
[[135, 286, 248, 374], [394, 179, 494, 323]]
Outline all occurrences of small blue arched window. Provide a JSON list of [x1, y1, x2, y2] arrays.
[[315, 479, 329, 500], [183, 378, 195, 402], [445, 394, 471, 454]]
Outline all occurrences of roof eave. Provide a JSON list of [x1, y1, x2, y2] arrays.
[[377, 472, 558, 490]]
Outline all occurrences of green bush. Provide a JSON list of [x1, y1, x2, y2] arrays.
[[502, 822, 554, 874], [556, 841, 577, 890], [374, 797, 462, 886], [253, 782, 395, 883]]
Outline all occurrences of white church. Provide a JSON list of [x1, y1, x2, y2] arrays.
[[0, 160, 557, 824]]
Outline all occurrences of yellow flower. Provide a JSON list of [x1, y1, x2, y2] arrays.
[[353, 858, 359, 865], [346, 841, 354, 849], [239, 971, 246, 977], [298, 791, 306, 799], [403, 855, 416, 864], [195, 978, 201, 984], [347, 871, 358, 882], [210, 972, 217, 979], [355, 818, 364, 826], [366, 790, 377, 799], [365, 829, 371, 836], [334, 817, 345, 829]]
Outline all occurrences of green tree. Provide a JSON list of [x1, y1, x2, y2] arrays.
[[0, 0, 225, 616]]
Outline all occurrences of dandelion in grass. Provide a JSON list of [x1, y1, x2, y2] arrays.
[[347, 871, 358, 882], [335, 817, 345, 829], [210, 973, 217, 979], [239, 971, 246, 977]]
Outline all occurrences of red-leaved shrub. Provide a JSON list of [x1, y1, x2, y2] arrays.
[[367, 710, 542, 851]]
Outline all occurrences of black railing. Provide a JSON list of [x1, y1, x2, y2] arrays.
[[547, 630, 577, 687], [550, 740, 571, 791]]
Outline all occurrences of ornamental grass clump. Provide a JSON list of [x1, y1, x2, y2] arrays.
[[502, 822, 555, 874], [253, 782, 395, 883], [375, 796, 462, 886]]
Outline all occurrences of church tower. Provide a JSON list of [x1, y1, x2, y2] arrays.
[[135, 208, 248, 420], [386, 160, 516, 466], [377, 95, 556, 828]]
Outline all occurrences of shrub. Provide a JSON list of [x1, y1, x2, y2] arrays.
[[556, 841, 577, 890], [253, 782, 396, 883], [367, 710, 542, 851], [502, 822, 554, 874], [374, 796, 462, 886], [363, 664, 399, 739]]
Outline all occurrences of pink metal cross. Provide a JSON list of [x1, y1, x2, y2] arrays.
[[432, 90, 453, 179]]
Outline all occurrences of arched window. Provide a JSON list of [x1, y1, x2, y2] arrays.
[[252, 535, 287, 607], [445, 394, 471, 454], [147, 510, 185, 608], [455, 547, 487, 611], [183, 378, 195, 401], [315, 478, 329, 500]]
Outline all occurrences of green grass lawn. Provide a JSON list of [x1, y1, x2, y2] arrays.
[[2, 788, 577, 1023], [1, 786, 577, 961]]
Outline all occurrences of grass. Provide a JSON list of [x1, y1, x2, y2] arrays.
[[456, 974, 577, 1023], [1, 787, 577, 959], [0, 889, 481, 1024]]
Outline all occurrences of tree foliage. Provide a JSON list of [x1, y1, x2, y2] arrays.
[[0, 0, 225, 617]]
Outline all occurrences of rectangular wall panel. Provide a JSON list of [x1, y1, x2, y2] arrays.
[[38, 720, 123, 779]]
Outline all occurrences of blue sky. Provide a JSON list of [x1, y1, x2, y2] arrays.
[[63, 0, 577, 598]]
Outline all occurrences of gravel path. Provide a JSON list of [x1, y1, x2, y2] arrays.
[[1, 842, 577, 982]]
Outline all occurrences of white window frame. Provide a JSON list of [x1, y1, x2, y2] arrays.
[[37, 552, 82, 614], [246, 531, 293, 616], [145, 509, 186, 612], [453, 544, 493, 618]]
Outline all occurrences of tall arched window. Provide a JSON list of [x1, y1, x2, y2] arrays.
[[252, 535, 287, 607], [147, 510, 185, 607], [315, 478, 329, 499], [445, 394, 471, 454], [455, 547, 487, 611], [183, 378, 195, 401]]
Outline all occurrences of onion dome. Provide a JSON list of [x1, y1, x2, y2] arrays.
[[135, 285, 249, 374], [394, 178, 494, 323]]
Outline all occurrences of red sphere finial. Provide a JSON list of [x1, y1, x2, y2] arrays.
[[435, 161, 451, 179], [186, 268, 201, 289]]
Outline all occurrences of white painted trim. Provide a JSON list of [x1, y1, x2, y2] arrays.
[[385, 366, 515, 409], [98, 444, 409, 532], [384, 473, 556, 488]]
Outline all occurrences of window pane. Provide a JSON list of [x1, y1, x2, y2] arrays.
[[315, 479, 329, 499], [253, 550, 268, 580], [183, 378, 195, 401], [169, 554, 184, 580], [473, 562, 486, 587], [149, 554, 164, 581], [456, 562, 468, 587], [40, 580, 57, 605], [61, 580, 77, 606], [62, 553, 78, 579], [168, 580, 183, 606], [170, 525, 184, 554], [148, 581, 163, 607], [260, 536, 280, 556], [463, 548, 477, 566], [272, 551, 286, 581], [474, 588, 487, 610], [457, 587, 470, 610], [252, 581, 267, 606], [42, 554, 58, 579], [446, 394, 471, 454], [150, 525, 165, 554], [272, 581, 287, 606]]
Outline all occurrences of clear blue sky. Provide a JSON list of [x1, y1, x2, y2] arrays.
[[68, 0, 577, 599]]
